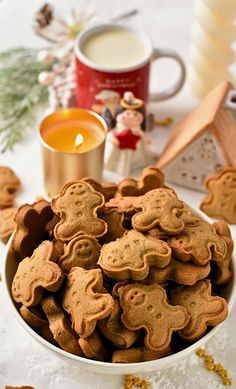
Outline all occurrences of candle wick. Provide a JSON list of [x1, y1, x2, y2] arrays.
[[75, 133, 84, 150]]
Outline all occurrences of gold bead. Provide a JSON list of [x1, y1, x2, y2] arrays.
[[219, 370, 228, 378], [215, 363, 224, 372], [205, 355, 214, 363], [196, 348, 205, 357], [206, 363, 215, 371], [222, 378, 232, 386]]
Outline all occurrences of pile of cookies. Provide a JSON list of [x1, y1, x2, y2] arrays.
[[10, 167, 232, 363], [0, 166, 20, 243]]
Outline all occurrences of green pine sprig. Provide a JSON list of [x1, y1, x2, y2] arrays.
[[0, 47, 50, 152]]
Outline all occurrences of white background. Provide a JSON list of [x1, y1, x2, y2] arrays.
[[0, 1, 235, 388]]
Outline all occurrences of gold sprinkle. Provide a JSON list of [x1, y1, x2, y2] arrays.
[[154, 117, 173, 127], [124, 375, 150, 389], [205, 355, 214, 363], [223, 378, 233, 386], [196, 348, 232, 386], [196, 348, 205, 357], [214, 363, 224, 372], [206, 363, 215, 371]]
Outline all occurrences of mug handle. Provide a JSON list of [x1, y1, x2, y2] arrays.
[[150, 48, 186, 101]]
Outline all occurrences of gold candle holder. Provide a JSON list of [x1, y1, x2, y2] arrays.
[[39, 108, 107, 198]]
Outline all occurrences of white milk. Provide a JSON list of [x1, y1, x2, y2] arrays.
[[81, 29, 148, 69]]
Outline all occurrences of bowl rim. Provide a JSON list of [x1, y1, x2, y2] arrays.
[[3, 207, 236, 373]]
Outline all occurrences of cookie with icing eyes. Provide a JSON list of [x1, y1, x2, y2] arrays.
[[98, 229, 171, 281], [0, 166, 21, 209], [58, 234, 101, 272], [62, 267, 114, 338], [169, 279, 228, 342], [119, 283, 189, 351], [12, 241, 64, 307], [52, 181, 107, 242], [168, 220, 227, 265], [200, 168, 236, 224]]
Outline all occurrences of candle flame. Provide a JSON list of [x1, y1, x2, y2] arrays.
[[75, 133, 84, 149]]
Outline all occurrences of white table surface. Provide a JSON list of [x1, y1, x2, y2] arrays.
[[0, 0, 235, 388]]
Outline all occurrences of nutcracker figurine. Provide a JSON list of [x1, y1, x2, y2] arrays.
[[105, 91, 150, 176]]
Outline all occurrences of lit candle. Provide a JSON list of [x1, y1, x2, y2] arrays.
[[39, 108, 107, 197]]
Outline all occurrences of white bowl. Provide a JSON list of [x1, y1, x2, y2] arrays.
[[3, 209, 236, 375]]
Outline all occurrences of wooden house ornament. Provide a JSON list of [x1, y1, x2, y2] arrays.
[[157, 81, 236, 192]]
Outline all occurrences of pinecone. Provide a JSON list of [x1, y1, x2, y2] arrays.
[[35, 3, 53, 29]]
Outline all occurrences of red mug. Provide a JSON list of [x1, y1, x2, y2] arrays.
[[74, 24, 186, 114]]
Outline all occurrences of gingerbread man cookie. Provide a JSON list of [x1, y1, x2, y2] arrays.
[[12, 241, 64, 307], [58, 234, 101, 272], [42, 295, 83, 356], [132, 188, 185, 234], [148, 257, 211, 286], [168, 220, 227, 265], [117, 166, 165, 197], [78, 330, 106, 361], [98, 229, 171, 281], [169, 279, 228, 342], [12, 199, 55, 260], [82, 177, 118, 202], [0, 207, 17, 243], [200, 168, 236, 224], [119, 283, 189, 351], [98, 208, 127, 244], [0, 166, 21, 209], [98, 300, 139, 348], [112, 345, 171, 363], [62, 267, 114, 338], [52, 181, 107, 242], [212, 221, 233, 285]]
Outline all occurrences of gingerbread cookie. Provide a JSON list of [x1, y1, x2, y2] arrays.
[[12, 241, 64, 307], [0, 207, 17, 243], [62, 267, 114, 338], [200, 168, 236, 224], [98, 230, 171, 281], [119, 283, 189, 351], [98, 208, 126, 244], [98, 300, 139, 348], [42, 295, 83, 356], [12, 199, 55, 260], [181, 205, 202, 225], [168, 220, 227, 265], [169, 279, 228, 342], [78, 330, 106, 361], [112, 345, 171, 363], [0, 166, 21, 209], [148, 257, 211, 286], [52, 181, 107, 242], [212, 221, 233, 285], [58, 234, 101, 272], [82, 177, 118, 201], [117, 166, 165, 197], [132, 188, 185, 234], [106, 195, 136, 215], [20, 305, 47, 329]]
